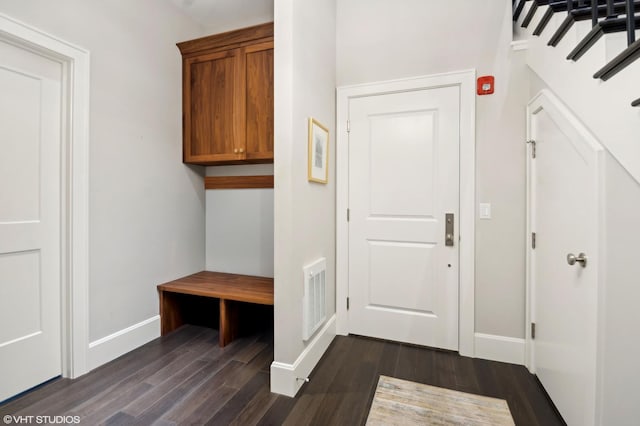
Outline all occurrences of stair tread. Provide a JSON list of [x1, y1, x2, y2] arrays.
[[593, 38, 640, 80], [549, 1, 640, 46], [567, 15, 640, 61]]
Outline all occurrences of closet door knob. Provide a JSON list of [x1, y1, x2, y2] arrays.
[[567, 252, 587, 267]]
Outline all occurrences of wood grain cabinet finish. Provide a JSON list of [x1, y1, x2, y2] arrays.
[[177, 23, 274, 165]]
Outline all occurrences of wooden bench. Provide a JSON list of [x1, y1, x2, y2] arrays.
[[157, 271, 274, 347]]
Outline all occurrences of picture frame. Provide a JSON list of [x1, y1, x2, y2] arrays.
[[308, 117, 329, 183]]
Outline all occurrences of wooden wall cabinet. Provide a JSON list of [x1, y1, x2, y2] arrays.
[[177, 23, 274, 165]]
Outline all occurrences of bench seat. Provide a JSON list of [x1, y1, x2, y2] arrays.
[[157, 271, 274, 347]]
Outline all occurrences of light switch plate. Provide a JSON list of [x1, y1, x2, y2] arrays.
[[479, 203, 491, 219]]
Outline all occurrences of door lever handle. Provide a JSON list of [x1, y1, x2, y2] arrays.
[[567, 252, 587, 267], [445, 213, 454, 246]]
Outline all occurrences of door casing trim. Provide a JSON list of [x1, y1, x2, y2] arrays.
[[0, 13, 91, 378], [336, 70, 476, 357]]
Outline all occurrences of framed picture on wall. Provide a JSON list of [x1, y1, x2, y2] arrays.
[[308, 117, 329, 183]]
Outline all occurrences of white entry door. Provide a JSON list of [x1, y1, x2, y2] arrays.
[[348, 86, 460, 350], [528, 92, 602, 426], [0, 39, 63, 401]]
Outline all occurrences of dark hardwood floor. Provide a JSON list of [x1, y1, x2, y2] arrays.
[[0, 324, 564, 425]]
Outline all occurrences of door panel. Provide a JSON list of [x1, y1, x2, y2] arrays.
[[187, 50, 239, 159], [368, 241, 436, 312], [530, 99, 601, 426], [348, 86, 460, 350], [0, 67, 42, 222], [369, 111, 435, 216], [0, 40, 62, 402], [0, 250, 42, 344], [245, 42, 274, 159]]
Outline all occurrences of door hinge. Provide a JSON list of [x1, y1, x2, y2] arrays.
[[526, 140, 536, 159], [347, 297, 350, 310], [532, 232, 536, 249], [531, 322, 536, 339], [347, 208, 350, 222], [347, 119, 350, 133]]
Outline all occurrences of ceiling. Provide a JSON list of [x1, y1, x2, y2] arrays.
[[168, 0, 274, 33]]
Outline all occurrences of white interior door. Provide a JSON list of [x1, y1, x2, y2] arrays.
[[348, 86, 460, 350], [528, 93, 602, 426], [0, 39, 63, 401]]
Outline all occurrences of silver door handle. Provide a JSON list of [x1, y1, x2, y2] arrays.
[[567, 253, 587, 267], [445, 213, 454, 246]]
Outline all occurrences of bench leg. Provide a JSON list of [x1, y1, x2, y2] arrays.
[[159, 290, 184, 336], [219, 298, 238, 347]]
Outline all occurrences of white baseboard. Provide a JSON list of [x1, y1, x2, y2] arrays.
[[474, 333, 525, 365], [270, 314, 336, 397], [88, 316, 160, 371]]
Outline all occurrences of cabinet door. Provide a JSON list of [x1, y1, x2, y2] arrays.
[[244, 42, 274, 161], [184, 49, 243, 163]]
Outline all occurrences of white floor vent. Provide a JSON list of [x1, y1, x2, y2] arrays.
[[303, 258, 327, 341]]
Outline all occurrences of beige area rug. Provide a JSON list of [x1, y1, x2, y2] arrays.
[[366, 376, 515, 426]]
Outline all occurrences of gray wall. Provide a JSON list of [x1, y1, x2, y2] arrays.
[[273, 0, 337, 364], [205, 165, 274, 277], [0, 0, 206, 341], [336, 0, 529, 338]]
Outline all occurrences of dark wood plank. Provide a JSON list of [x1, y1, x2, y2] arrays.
[[1, 326, 208, 417], [206, 371, 270, 425], [0, 326, 565, 426], [104, 411, 136, 425], [229, 373, 279, 426], [257, 396, 298, 426], [69, 382, 152, 425], [0, 378, 74, 414], [471, 357, 503, 399], [131, 359, 222, 424], [204, 175, 274, 189], [161, 337, 268, 424]]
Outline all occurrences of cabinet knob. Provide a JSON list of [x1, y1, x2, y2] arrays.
[[234, 148, 239, 154], [239, 148, 244, 153]]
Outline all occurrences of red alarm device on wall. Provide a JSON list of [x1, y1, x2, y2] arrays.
[[477, 76, 494, 95]]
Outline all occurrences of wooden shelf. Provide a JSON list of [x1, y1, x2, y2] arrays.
[[204, 175, 274, 189]]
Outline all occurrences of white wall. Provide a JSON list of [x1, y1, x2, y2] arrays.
[[523, 12, 640, 186], [530, 55, 640, 426], [0, 1, 206, 344], [336, 0, 529, 339], [600, 155, 640, 425], [272, 0, 337, 393], [168, 0, 274, 35]]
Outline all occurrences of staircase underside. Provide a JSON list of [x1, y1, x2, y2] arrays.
[[513, 0, 640, 182]]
